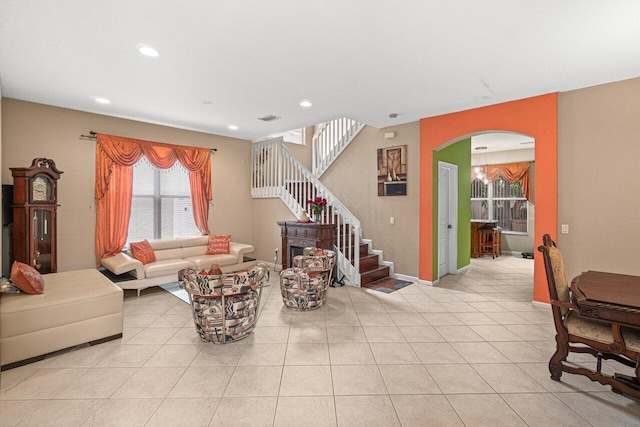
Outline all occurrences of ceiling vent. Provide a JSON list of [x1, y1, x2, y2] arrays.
[[258, 114, 281, 122]]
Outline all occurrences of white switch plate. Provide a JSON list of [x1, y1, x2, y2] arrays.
[[561, 224, 569, 234], [390, 217, 395, 225]]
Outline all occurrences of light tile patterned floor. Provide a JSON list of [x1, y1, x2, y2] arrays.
[[2, 255, 640, 426]]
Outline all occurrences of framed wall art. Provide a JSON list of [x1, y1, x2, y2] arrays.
[[377, 145, 407, 196]]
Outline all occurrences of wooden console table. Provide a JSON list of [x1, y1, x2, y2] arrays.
[[278, 221, 336, 269]]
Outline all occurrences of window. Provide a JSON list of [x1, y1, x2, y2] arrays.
[[127, 158, 200, 243], [471, 176, 528, 233], [264, 128, 305, 145]]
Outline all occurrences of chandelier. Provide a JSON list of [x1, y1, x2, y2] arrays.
[[473, 146, 489, 184]]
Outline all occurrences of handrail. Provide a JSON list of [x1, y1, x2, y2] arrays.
[[312, 118, 364, 177]]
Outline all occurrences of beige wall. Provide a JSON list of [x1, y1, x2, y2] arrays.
[[0, 86, 3, 275], [3, 76, 638, 282], [558, 77, 640, 280], [251, 198, 297, 265], [321, 123, 421, 277], [1, 99, 254, 272]]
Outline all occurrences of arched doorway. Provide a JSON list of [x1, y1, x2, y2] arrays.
[[419, 93, 557, 303]]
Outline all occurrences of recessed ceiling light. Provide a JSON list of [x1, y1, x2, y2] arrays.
[[138, 45, 159, 57], [95, 97, 110, 104], [228, 125, 238, 130], [299, 100, 312, 108]]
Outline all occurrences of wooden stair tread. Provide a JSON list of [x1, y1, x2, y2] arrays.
[[360, 265, 390, 285]]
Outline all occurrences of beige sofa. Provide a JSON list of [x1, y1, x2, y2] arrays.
[[100, 236, 257, 295], [0, 269, 123, 370]]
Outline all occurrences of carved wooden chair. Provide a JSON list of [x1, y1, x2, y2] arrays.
[[538, 234, 640, 397]]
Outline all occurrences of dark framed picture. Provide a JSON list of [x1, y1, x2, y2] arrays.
[[377, 145, 407, 196]]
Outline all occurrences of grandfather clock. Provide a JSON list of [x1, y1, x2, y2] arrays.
[[10, 158, 63, 273]]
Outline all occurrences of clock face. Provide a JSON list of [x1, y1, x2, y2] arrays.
[[32, 177, 50, 201]]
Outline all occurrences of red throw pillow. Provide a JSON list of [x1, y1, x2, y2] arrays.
[[130, 239, 157, 265], [199, 265, 222, 276], [209, 264, 223, 275], [207, 235, 231, 255], [10, 261, 44, 294]]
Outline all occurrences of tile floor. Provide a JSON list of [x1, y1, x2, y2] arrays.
[[1, 255, 640, 426]]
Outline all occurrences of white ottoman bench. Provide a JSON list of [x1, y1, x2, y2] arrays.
[[0, 269, 123, 370]]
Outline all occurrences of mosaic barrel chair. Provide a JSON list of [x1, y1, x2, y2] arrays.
[[178, 264, 268, 344], [280, 247, 336, 310]]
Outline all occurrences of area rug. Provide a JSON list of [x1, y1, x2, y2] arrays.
[[362, 277, 413, 293], [159, 282, 190, 304]]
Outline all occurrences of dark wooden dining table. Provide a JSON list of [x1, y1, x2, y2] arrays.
[[570, 270, 640, 397], [571, 270, 640, 329]]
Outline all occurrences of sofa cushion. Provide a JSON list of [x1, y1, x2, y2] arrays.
[[184, 254, 238, 270], [207, 235, 231, 255], [144, 259, 196, 278], [10, 261, 44, 294], [130, 240, 156, 265], [180, 236, 209, 248], [181, 245, 208, 258], [148, 238, 182, 251], [0, 269, 122, 339], [154, 248, 186, 262]]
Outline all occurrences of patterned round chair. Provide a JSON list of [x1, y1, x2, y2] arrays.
[[178, 264, 268, 344], [280, 247, 336, 311]]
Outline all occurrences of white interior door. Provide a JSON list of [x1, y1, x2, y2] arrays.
[[438, 162, 458, 278]]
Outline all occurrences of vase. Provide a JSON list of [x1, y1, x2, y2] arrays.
[[314, 212, 322, 223]]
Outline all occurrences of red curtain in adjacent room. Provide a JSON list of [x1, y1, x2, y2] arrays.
[[95, 134, 212, 265], [473, 162, 531, 201]]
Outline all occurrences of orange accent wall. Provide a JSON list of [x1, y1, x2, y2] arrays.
[[419, 93, 557, 303]]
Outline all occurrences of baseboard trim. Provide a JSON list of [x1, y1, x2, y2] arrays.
[[532, 300, 550, 309], [391, 273, 418, 283], [455, 265, 471, 275]]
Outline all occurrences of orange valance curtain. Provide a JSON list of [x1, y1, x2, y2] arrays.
[[474, 162, 531, 201], [95, 134, 212, 265]]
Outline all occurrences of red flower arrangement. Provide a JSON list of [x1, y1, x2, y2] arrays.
[[307, 197, 327, 219]]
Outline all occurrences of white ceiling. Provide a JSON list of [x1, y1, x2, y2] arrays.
[[472, 133, 534, 153], [1, 1, 639, 141]]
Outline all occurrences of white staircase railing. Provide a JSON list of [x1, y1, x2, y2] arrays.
[[312, 118, 365, 177], [252, 138, 362, 286]]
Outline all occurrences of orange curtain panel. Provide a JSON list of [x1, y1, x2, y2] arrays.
[[95, 134, 212, 265], [473, 162, 531, 200]]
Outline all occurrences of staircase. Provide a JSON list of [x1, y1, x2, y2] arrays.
[[353, 241, 391, 286], [251, 119, 391, 287], [312, 118, 365, 177]]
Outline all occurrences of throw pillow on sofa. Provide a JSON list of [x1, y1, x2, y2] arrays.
[[10, 261, 44, 294], [130, 239, 157, 264], [207, 235, 231, 255]]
